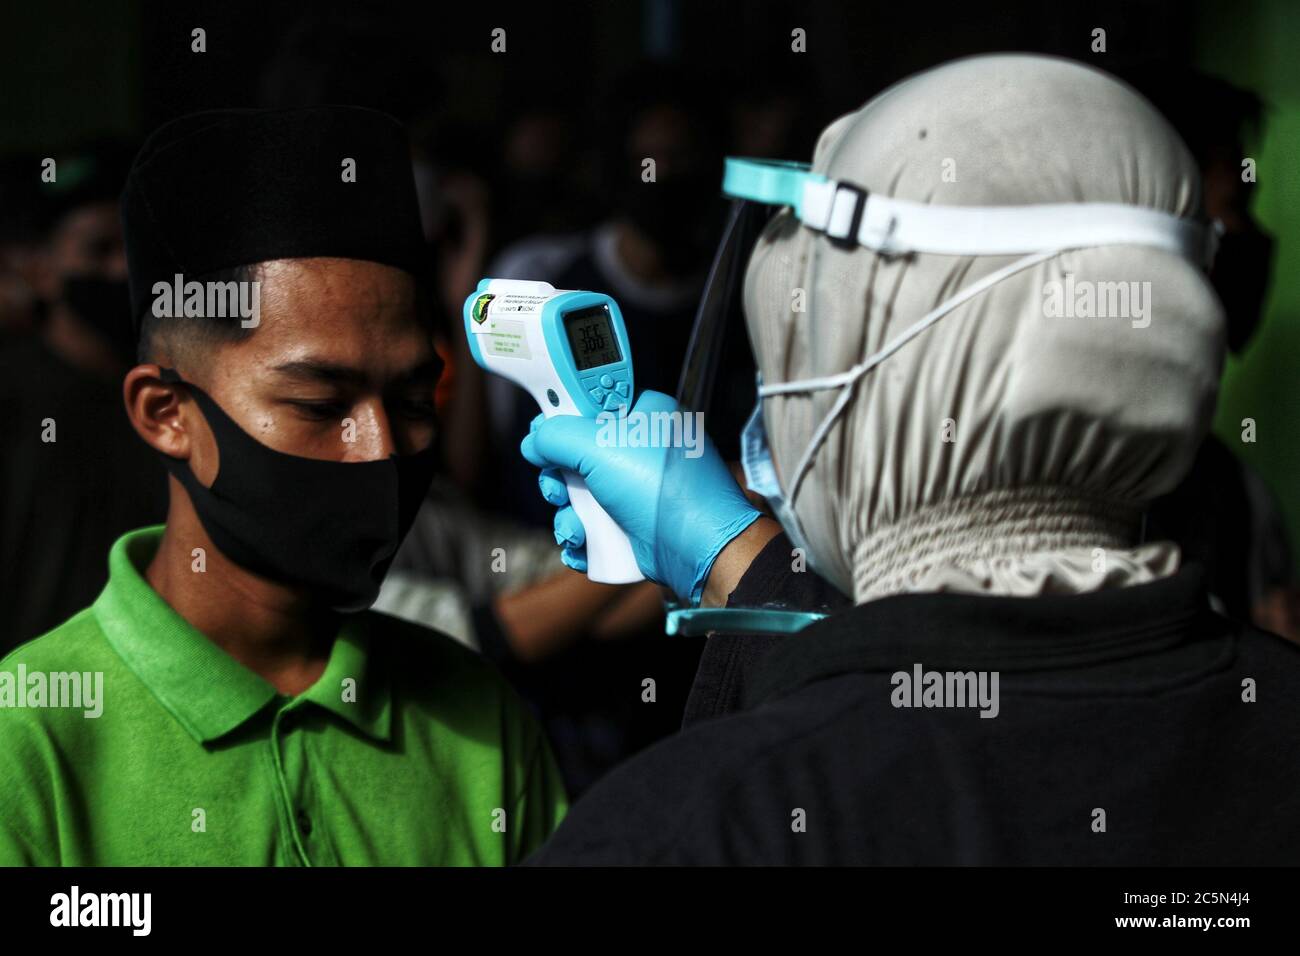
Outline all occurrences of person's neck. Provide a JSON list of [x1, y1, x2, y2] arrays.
[[145, 492, 337, 697]]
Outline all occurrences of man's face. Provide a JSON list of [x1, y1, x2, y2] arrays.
[[182, 257, 439, 485]]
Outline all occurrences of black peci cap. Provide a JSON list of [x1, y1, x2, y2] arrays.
[[121, 105, 429, 333]]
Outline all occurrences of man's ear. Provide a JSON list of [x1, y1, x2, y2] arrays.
[[123, 363, 190, 459]]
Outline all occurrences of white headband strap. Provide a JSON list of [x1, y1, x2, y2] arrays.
[[800, 178, 1218, 267]]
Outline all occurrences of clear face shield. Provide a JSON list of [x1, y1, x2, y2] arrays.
[[664, 156, 1218, 636]]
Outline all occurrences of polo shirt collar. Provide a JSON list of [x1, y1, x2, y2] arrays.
[[94, 526, 392, 744]]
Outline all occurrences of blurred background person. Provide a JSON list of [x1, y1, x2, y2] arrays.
[[0, 142, 166, 652], [1138, 69, 1298, 641]]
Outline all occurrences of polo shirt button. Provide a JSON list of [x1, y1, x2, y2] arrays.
[[297, 809, 312, 836]]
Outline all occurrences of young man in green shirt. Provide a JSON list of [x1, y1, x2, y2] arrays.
[[0, 106, 567, 865]]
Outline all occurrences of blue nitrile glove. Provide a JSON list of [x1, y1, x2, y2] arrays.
[[520, 389, 762, 605]]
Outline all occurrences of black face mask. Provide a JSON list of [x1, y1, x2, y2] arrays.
[[61, 275, 137, 363], [1211, 228, 1275, 354], [157, 368, 439, 612]]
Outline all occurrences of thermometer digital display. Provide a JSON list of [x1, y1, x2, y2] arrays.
[[564, 305, 622, 371]]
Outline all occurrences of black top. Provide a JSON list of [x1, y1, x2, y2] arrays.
[[527, 533, 1300, 865]]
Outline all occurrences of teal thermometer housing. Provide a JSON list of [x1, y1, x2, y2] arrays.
[[464, 278, 643, 584]]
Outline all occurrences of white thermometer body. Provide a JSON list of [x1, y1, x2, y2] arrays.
[[464, 278, 643, 584]]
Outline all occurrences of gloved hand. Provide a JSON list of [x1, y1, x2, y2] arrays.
[[520, 389, 761, 605]]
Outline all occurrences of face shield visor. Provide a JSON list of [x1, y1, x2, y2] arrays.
[[664, 156, 1218, 636]]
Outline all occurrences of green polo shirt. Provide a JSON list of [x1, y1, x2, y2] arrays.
[[0, 526, 567, 866]]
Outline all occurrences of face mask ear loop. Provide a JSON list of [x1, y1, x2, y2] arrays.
[[762, 248, 1063, 506], [771, 375, 860, 505]]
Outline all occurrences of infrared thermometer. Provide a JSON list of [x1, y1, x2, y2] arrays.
[[464, 278, 643, 585]]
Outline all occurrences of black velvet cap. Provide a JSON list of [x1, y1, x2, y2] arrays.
[[121, 106, 428, 332]]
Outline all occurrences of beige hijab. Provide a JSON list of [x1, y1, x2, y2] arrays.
[[742, 54, 1225, 602]]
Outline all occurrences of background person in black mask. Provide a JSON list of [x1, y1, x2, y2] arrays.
[[0, 106, 566, 865], [1138, 70, 1298, 639], [0, 142, 166, 651], [38, 147, 141, 373]]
